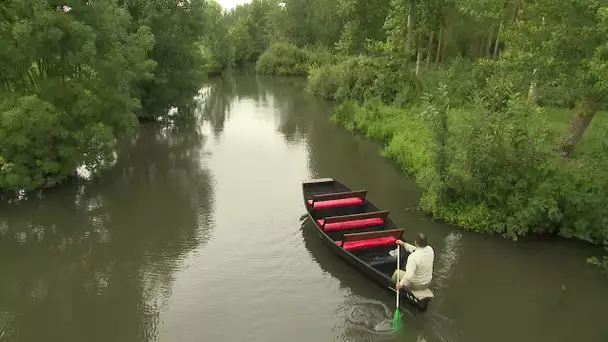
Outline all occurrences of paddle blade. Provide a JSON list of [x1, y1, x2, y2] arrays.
[[392, 308, 402, 330]]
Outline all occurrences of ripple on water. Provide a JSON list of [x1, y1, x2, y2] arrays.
[[340, 299, 395, 337]]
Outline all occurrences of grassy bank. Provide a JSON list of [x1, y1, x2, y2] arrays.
[[331, 99, 608, 244]]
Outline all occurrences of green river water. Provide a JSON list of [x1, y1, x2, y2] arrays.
[[0, 74, 607, 342]]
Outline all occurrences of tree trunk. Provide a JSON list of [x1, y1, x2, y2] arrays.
[[512, 0, 520, 21], [441, 31, 448, 62], [486, 26, 494, 57], [513, 0, 523, 22], [406, 3, 416, 57], [478, 36, 485, 58], [426, 30, 434, 69], [493, 23, 502, 59], [528, 68, 538, 105], [435, 26, 443, 68], [416, 33, 422, 76], [468, 39, 476, 58], [557, 98, 600, 158]]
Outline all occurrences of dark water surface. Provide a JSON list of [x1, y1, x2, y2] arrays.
[[1, 74, 607, 342]]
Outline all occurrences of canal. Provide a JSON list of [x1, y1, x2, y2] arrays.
[[0, 74, 606, 342]]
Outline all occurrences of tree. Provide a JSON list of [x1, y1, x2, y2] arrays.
[[335, 0, 391, 54], [0, 0, 155, 191], [124, 0, 209, 119], [200, 1, 235, 73], [502, 0, 607, 157]]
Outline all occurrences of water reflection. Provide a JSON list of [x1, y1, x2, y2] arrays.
[[0, 111, 215, 342], [199, 77, 235, 139], [204, 74, 315, 146], [255, 76, 314, 144]]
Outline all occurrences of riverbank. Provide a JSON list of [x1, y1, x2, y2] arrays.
[[254, 44, 608, 248], [331, 99, 608, 244]]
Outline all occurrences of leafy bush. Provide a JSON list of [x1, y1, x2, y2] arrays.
[[307, 64, 341, 99], [305, 47, 338, 68], [308, 56, 422, 105], [330, 90, 608, 243], [0, 0, 214, 192], [256, 43, 310, 76]]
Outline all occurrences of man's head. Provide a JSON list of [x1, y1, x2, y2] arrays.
[[414, 232, 428, 247]]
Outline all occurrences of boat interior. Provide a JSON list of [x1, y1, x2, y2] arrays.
[[302, 178, 435, 307], [302, 178, 407, 277]]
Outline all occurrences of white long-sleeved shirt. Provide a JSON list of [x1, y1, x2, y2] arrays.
[[399, 243, 434, 287]]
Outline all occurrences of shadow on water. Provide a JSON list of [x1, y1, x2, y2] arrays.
[[0, 111, 215, 342], [299, 214, 464, 342]]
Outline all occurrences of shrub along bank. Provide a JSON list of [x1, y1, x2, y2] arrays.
[[255, 43, 336, 76], [331, 97, 608, 244]]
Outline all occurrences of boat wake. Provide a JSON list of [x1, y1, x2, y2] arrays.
[[342, 299, 395, 335], [341, 297, 464, 342]]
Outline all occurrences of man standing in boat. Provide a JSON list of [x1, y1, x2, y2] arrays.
[[392, 233, 434, 291]]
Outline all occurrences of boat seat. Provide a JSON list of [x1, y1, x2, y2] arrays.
[[316, 217, 384, 232], [306, 197, 363, 209], [307, 190, 367, 210], [317, 211, 389, 232], [411, 288, 434, 300], [335, 236, 397, 251], [336, 228, 403, 251]]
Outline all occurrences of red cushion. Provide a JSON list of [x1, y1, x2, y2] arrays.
[[338, 236, 398, 251], [306, 197, 363, 209], [316, 218, 384, 231]]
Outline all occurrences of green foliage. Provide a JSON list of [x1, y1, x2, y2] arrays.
[[501, 0, 608, 105], [126, 0, 209, 119], [0, 0, 217, 192], [428, 97, 564, 239], [231, 0, 608, 245], [0, 0, 155, 191], [200, 1, 235, 73], [587, 249, 608, 272], [256, 43, 310, 76], [270, 0, 344, 47], [3, 0, 607, 247], [333, 100, 431, 176], [255, 44, 338, 76], [308, 56, 421, 104], [308, 56, 487, 108], [307, 64, 341, 100], [331, 91, 608, 243], [229, 16, 255, 66], [226, 0, 277, 66]]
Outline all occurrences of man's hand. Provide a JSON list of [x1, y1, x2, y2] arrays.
[[396, 239, 405, 246], [396, 282, 402, 290]]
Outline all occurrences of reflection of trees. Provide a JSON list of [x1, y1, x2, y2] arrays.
[[0, 116, 214, 342], [228, 72, 374, 183], [255, 75, 317, 144], [199, 76, 235, 137], [202, 74, 322, 145]]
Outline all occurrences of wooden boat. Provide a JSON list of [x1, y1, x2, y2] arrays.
[[301, 177, 434, 312]]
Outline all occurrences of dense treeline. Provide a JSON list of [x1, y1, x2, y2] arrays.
[[225, 0, 608, 246], [0, 0, 226, 191], [2, 0, 608, 249]]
